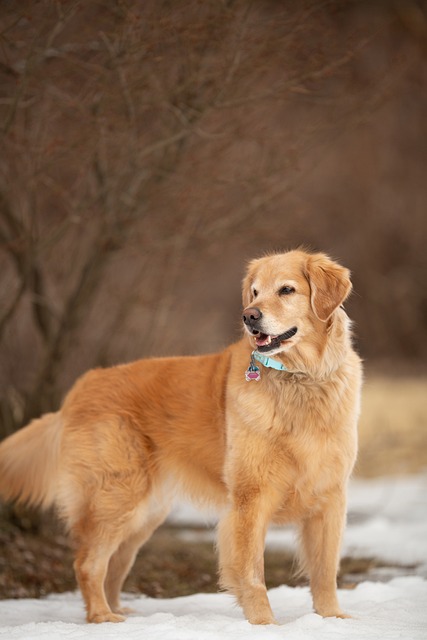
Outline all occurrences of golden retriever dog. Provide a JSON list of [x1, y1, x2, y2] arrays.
[[0, 249, 362, 625]]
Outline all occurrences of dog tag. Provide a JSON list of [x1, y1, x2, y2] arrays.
[[245, 355, 261, 382]]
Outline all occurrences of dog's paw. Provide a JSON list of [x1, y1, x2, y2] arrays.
[[241, 585, 278, 625], [88, 611, 125, 623]]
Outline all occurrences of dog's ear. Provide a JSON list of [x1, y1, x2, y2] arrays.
[[242, 259, 258, 308], [304, 254, 352, 321]]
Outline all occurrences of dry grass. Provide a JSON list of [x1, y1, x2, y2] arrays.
[[356, 376, 427, 477]]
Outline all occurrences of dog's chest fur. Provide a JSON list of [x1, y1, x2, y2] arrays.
[[226, 370, 358, 521]]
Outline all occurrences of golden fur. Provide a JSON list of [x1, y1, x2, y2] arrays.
[[0, 249, 362, 625]]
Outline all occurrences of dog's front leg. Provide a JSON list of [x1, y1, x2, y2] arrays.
[[300, 489, 350, 618], [218, 490, 277, 625]]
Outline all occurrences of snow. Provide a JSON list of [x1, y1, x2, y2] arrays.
[[1, 474, 427, 639], [1, 579, 427, 640]]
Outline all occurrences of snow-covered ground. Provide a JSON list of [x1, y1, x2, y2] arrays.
[[1, 474, 427, 640]]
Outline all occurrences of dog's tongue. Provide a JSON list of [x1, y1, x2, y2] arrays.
[[255, 333, 277, 347]]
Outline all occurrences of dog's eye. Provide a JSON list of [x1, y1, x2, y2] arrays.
[[252, 288, 258, 298], [279, 285, 295, 296]]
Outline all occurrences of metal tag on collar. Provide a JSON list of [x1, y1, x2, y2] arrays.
[[245, 352, 261, 382]]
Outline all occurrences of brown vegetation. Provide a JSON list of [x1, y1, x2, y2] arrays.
[[0, 1, 426, 436]]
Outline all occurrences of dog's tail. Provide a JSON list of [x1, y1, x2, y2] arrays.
[[0, 412, 63, 510]]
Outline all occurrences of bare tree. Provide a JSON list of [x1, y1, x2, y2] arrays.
[[1, 0, 426, 439]]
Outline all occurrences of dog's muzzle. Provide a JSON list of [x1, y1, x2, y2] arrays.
[[242, 307, 298, 352]]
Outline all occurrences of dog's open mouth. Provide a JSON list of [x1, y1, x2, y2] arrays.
[[254, 326, 298, 352]]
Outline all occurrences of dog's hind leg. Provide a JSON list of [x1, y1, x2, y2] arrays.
[[104, 506, 170, 614], [73, 528, 126, 623]]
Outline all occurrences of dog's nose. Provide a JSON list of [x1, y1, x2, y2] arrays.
[[242, 306, 262, 327]]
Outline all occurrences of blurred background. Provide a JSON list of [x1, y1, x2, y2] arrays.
[[1, 1, 426, 470], [1, 0, 427, 603]]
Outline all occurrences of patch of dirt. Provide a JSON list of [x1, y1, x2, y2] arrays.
[[0, 517, 75, 599], [0, 514, 414, 601]]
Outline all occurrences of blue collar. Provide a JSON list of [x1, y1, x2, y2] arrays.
[[252, 350, 288, 371]]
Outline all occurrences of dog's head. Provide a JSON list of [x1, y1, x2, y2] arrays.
[[242, 250, 352, 356]]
